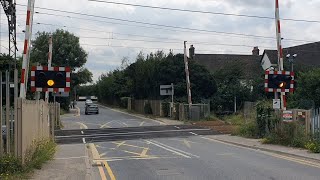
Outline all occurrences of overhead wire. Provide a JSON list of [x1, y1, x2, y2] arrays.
[[15, 4, 318, 43], [88, 0, 320, 24]]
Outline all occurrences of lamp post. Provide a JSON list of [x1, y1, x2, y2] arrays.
[[286, 54, 297, 72]]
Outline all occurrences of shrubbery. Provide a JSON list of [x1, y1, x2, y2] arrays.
[[0, 140, 56, 179], [144, 102, 153, 115]]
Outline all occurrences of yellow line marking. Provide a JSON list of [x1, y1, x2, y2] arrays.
[[121, 149, 143, 156], [97, 162, 107, 180], [140, 148, 149, 157], [139, 121, 145, 126], [201, 136, 320, 169], [102, 161, 116, 180], [114, 141, 126, 148], [183, 139, 191, 148], [89, 143, 108, 180], [111, 142, 146, 149]]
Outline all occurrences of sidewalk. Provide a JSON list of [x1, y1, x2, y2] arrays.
[[32, 108, 92, 180], [207, 134, 320, 162]]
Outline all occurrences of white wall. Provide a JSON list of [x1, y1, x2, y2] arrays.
[[261, 54, 273, 70]]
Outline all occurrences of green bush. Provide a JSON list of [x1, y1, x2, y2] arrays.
[[144, 102, 153, 115], [0, 140, 56, 179], [264, 123, 308, 148], [0, 155, 22, 176], [120, 97, 130, 108], [162, 102, 170, 117], [305, 141, 320, 153], [237, 121, 259, 138], [224, 114, 245, 125]]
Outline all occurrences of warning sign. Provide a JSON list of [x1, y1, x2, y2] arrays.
[[282, 110, 293, 122]]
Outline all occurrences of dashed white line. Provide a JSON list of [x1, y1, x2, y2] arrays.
[[189, 132, 198, 136], [81, 131, 84, 134], [174, 126, 180, 129], [82, 138, 86, 144]]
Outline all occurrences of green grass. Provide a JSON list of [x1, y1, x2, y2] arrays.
[[223, 114, 246, 125], [0, 140, 56, 179]]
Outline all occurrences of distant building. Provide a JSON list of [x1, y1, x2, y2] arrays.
[[192, 46, 262, 79], [261, 41, 320, 70]]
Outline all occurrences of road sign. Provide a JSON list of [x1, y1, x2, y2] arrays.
[[265, 70, 295, 93], [283, 110, 293, 122], [31, 66, 71, 92], [160, 84, 174, 96], [273, 99, 281, 109]]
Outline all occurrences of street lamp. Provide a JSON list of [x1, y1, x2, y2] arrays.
[[286, 54, 297, 72]]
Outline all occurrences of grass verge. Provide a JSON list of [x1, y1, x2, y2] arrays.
[[0, 140, 56, 179]]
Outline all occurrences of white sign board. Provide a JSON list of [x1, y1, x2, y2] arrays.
[[273, 99, 281, 109], [160, 85, 173, 96]]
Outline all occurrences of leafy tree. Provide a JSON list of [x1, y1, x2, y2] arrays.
[[288, 68, 320, 108]]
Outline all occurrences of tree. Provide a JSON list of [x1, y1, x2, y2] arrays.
[[288, 68, 320, 108]]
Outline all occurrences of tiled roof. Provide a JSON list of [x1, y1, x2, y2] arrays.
[[194, 54, 262, 78]]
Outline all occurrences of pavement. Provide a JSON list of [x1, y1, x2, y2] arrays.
[[33, 101, 320, 180]]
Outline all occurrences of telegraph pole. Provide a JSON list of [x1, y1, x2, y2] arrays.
[[183, 41, 192, 108]]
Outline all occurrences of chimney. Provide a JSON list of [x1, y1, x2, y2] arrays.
[[252, 46, 259, 55], [189, 45, 195, 59]]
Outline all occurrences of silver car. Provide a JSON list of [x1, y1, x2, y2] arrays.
[[85, 104, 99, 115]]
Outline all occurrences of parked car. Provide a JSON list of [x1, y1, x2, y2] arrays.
[[85, 99, 93, 106], [85, 104, 99, 115]]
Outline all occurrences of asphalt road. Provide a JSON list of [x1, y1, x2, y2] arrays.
[[59, 102, 320, 180]]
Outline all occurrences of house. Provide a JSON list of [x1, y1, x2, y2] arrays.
[[261, 41, 320, 70], [191, 46, 263, 79]]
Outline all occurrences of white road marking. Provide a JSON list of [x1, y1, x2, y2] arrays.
[[145, 140, 191, 158], [174, 126, 180, 129], [189, 132, 198, 136], [148, 140, 200, 158], [81, 131, 84, 134], [82, 138, 86, 144]]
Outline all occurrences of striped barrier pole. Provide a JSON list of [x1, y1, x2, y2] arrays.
[[45, 35, 53, 102], [20, 0, 36, 98]]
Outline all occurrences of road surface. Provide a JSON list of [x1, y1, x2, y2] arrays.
[[58, 102, 320, 180]]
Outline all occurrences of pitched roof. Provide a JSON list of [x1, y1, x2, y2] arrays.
[[263, 41, 320, 66], [194, 54, 262, 78]]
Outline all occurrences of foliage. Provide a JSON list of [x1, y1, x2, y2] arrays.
[[305, 140, 320, 153], [0, 140, 56, 179], [224, 114, 245, 125], [288, 68, 320, 108], [161, 102, 170, 117], [264, 123, 308, 148], [120, 97, 130, 108], [211, 61, 265, 113], [256, 100, 280, 137], [237, 121, 259, 138], [144, 102, 153, 115], [95, 51, 217, 106]]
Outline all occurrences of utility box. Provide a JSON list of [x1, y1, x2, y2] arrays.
[[190, 106, 200, 121]]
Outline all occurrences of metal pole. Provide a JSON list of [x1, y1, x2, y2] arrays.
[[45, 35, 53, 103], [171, 83, 174, 118], [20, 0, 36, 98], [5, 71, 10, 153], [234, 96, 237, 113], [13, 69, 18, 155], [275, 0, 286, 110], [0, 72, 3, 156]]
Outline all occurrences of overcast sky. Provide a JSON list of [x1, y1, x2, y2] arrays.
[[1, 0, 319, 81]]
